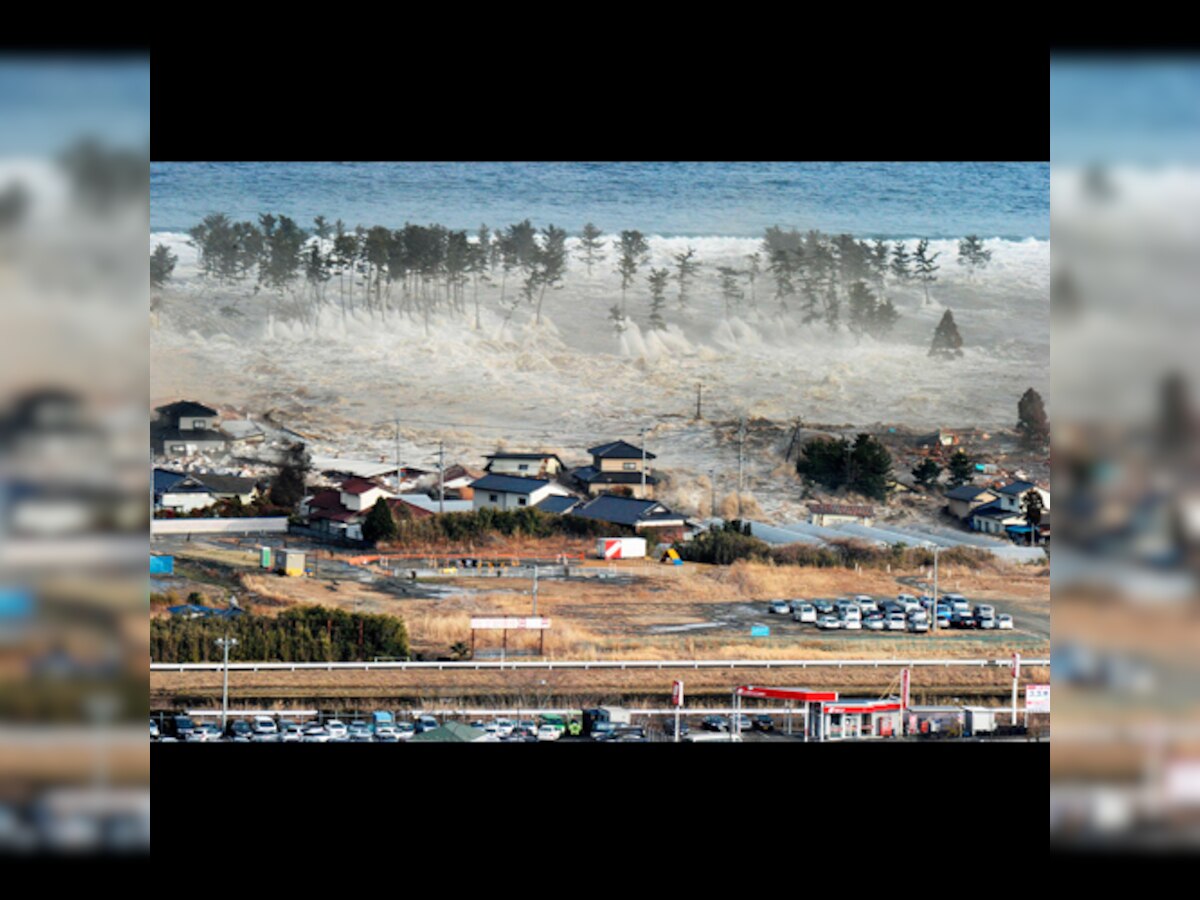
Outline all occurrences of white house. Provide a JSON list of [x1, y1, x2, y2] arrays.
[[153, 400, 230, 457], [483, 452, 565, 479], [469, 474, 569, 511], [992, 480, 1050, 514], [337, 477, 394, 512]]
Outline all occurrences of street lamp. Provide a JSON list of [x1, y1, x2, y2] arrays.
[[927, 543, 940, 632], [214, 635, 239, 731]]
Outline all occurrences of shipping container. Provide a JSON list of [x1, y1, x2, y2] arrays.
[[595, 537, 647, 560]]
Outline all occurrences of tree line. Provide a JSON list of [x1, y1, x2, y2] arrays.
[[364, 502, 635, 547], [152, 215, 995, 340]]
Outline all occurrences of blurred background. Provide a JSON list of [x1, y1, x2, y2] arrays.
[[1052, 56, 1200, 849], [0, 54, 149, 855]]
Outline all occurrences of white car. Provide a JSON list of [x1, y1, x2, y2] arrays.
[[395, 722, 416, 740], [864, 615, 886, 631], [302, 725, 330, 743], [841, 617, 862, 630], [841, 604, 862, 621], [817, 615, 843, 630], [185, 723, 220, 742], [908, 617, 930, 633], [886, 613, 907, 631], [413, 715, 439, 734], [374, 725, 401, 742], [149, 720, 160, 740], [325, 720, 349, 741], [792, 603, 817, 624], [252, 716, 278, 736], [896, 593, 920, 612], [280, 722, 304, 743], [769, 600, 791, 615], [997, 614, 1014, 630], [348, 721, 374, 741], [536, 724, 562, 741], [854, 595, 877, 613], [494, 718, 515, 737]]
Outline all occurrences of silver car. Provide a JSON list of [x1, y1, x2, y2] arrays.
[[792, 603, 817, 624], [817, 615, 843, 630]]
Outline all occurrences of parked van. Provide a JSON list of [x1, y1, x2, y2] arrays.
[[792, 603, 817, 624]]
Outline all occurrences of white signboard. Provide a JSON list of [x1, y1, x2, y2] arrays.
[[1025, 683, 1050, 713], [469, 617, 550, 630]]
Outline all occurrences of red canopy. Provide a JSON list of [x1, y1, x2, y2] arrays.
[[822, 701, 903, 715], [735, 686, 839, 702]]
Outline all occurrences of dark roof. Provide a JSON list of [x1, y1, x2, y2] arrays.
[[166, 604, 243, 619], [160, 476, 213, 494], [155, 401, 218, 418], [587, 440, 656, 461], [945, 485, 993, 502], [469, 473, 552, 495], [484, 452, 563, 462], [995, 480, 1039, 496], [153, 468, 187, 494], [306, 489, 344, 510], [570, 495, 683, 527], [535, 495, 580, 515], [571, 466, 659, 486], [154, 427, 229, 444], [970, 500, 1014, 519], [194, 473, 259, 495], [340, 477, 386, 495]]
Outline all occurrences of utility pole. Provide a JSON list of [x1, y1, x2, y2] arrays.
[[695, 383, 702, 420], [215, 635, 238, 731], [709, 468, 717, 518], [438, 440, 445, 515], [395, 417, 402, 492], [736, 417, 746, 519], [931, 544, 940, 632], [639, 427, 647, 498], [532, 565, 538, 616]]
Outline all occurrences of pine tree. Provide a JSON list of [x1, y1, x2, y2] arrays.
[[647, 267, 670, 331], [534, 225, 567, 325], [1021, 488, 1044, 529], [615, 230, 650, 314], [913, 238, 940, 305], [608, 304, 628, 336], [150, 243, 177, 288], [1016, 387, 1050, 449], [946, 450, 973, 487], [912, 458, 942, 489], [929, 310, 964, 358], [363, 498, 398, 545], [269, 442, 311, 508], [674, 246, 700, 311], [957, 234, 993, 280], [890, 240, 912, 283], [576, 223, 606, 275], [716, 266, 744, 317], [745, 253, 761, 308], [869, 298, 900, 338], [847, 280, 876, 338]]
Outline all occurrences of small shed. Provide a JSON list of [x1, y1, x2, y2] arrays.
[[280, 549, 305, 577], [963, 706, 998, 736]]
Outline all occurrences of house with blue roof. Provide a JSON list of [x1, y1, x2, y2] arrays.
[[469, 473, 573, 512], [571, 439, 658, 500], [568, 494, 686, 540]]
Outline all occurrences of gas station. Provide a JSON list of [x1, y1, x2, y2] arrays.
[[732, 679, 908, 742]]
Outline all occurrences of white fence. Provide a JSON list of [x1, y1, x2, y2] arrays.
[[151, 517, 290, 535], [151, 656, 1049, 673]]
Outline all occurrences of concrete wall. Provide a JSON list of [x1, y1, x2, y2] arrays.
[[150, 517, 290, 535]]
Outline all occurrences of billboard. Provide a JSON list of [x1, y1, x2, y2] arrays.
[[469, 617, 550, 630], [1025, 683, 1050, 713]]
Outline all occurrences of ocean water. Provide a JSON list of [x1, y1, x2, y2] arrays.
[[151, 162, 1048, 241]]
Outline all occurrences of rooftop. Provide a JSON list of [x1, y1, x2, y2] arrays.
[[808, 503, 874, 517], [572, 466, 659, 486], [995, 480, 1040, 496], [155, 400, 218, 419], [570, 494, 683, 527], [587, 440, 656, 461], [469, 473, 553, 495], [944, 485, 995, 502]]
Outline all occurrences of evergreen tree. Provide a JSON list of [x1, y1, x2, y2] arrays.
[[869, 298, 900, 338], [890, 240, 912, 283], [946, 449, 973, 487], [716, 266, 744, 317], [608, 304, 628, 336], [647, 267, 670, 331], [362, 498, 398, 545], [534, 225, 567, 325], [870, 238, 890, 297], [576, 223, 606, 275], [673, 246, 700, 311], [929, 310, 964, 358], [957, 234, 993, 279], [745, 253, 761, 308], [150, 243, 177, 288], [912, 457, 942, 489], [913, 238, 940, 305], [615, 230, 650, 314], [849, 432, 894, 501], [1016, 387, 1050, 449], [268, 442, 311, 508], [847, 280, 876, 338], [766, 245, 795, 312], [795, 433, 893, 501], [1021, 488, 1044, 529]]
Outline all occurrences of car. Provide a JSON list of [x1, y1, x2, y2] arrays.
[[841, 617, 862, 630], [533, 723, 562, 741], [226, 719, 253, 741], [753, 714, 774, 732], [494, 718, 515, 737], [171, 714, 197, 740], [279, 720, 303, 742], [149, 719, 159, 740], [896, 593, 920, 612], [864, 614, 886, 631], [879, 600, 903, 616], [702, 715, 730, 732], [348, 720, 374, 741], [769, 600, 791, 615], [510, 725, 539, 742], [729, 715, 754, 732], [978, 615, 997, 630], [196, 723, 223, 742], [817, 615, 843, 630], [908, 617, 930, 633], [854, 595, 878, 614], [660, 717, 690, 737], [325, 719, 349, 741], [613, 729, 648, 742], [252, 715, 278, 737], [951, 612, 978, 629], [997, 614, 1014, 630], [885, 613, 907, 631], [184, 723, 216, 742], [301, 725, 330, 743], [516, 719, 538, 735], [908, 608, 929, 622], [395, 722, 416, 740], [813, 599, 835, 615], [374, 724, 402, 742], [413, 715, 439, 734], [974, 604, 996, 619], [841, 604, 862, 621], [792, 603, 817, 624]]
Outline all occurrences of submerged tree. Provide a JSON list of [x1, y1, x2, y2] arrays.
[[716, 266, 744, 318], [673, 246, 700, 311], [150, 243, 177, 288], [957, 234, 993, 280], [795, 433, 893, 502], [946, 449, 973, 487], [576, 223, 606, 275], [745, 252, 761, 308], [929, 309, 964, 358], [912, 457, 942, 489], [647, 267, 670, 331], [269, 442, 311, 508], [362, 498, 398, 545], [913, 238, 940, 305], [534, 225, 567, 325], [890, 240, 912, 284], [1016, 387, 1050, 449], [615, 230, 650, 314], [608, 303, 628, 336]]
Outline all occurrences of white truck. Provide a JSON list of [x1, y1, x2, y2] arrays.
[[595, 537, 647, 560]]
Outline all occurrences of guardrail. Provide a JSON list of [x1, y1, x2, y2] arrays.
[[151, 657, 1048, 673]]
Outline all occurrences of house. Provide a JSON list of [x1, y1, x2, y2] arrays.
[[470, 474, 569, 511], [483, 452, 564, 479], [219, 419, 265, 444], [968, 499, 1026, 536], [299, 478, 395, 541], [944, 484, 998, 520], [568, 494, 686, 541], [571, 440, 658, 500], [192, 473, 260, 504], [387, 494, 475, 517], [993, 480, 1050, 514], [152, 400, 229, 457], [441, 464, 485, 500], [335, 477, 394, 512], [535, 494, 581, 515], [154, 468, 261, 512], [808, 503, 875, 527]]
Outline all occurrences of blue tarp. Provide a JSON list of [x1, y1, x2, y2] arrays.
[[150, 555, 174, 574]]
